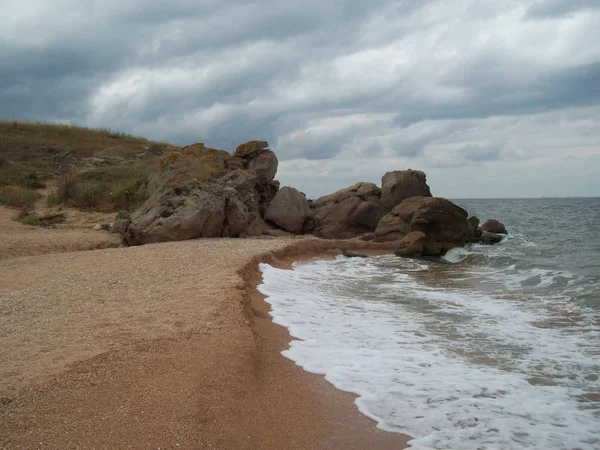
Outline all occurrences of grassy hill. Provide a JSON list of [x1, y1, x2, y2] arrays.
[[0, 120, 178, 215]]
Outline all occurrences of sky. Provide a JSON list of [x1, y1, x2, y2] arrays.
[[1, 0, 599, 198]]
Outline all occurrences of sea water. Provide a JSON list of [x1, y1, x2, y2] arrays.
[[258, 198, 600, 449]]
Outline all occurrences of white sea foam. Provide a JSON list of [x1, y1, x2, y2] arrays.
[[258, 256, 600, 450]]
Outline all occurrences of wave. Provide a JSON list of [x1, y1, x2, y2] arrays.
[[258, 254, 600, 449]]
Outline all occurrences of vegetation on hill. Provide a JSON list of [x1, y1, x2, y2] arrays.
[[0, 120, 179, 214]]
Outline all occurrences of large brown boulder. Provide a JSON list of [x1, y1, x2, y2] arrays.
[[481, 219, 507, 234], [313, 182, 389, 239], [315, 182, 381, 208], [380, 170, 432, 209], [125, 181, 227, 245], [124, 141, 280, 245], [234, 140, 269, 158], [137, 143, 231, 198], [247, 149, 278, 184], [374, 196, 472, 255], [468, 216, 481, 237], [265, 186, 312, 234]]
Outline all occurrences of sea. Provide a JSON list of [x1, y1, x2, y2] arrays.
[[258, 198, 600, 450]]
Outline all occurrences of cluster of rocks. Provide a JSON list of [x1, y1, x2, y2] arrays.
[[116, 141, 507, 256], [123, 141, 279, 245]]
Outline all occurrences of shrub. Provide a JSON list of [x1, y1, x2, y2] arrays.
[[24, 172, 46, 189], [73, 181, 109, 210], [0, 185, 39, 208]]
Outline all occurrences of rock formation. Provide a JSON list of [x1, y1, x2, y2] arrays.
[[481, 219, 507, 234], [119, 139, 506, 255], [124, 141, 278, 245], [394, 231, 427, 257], [312, 182, 389, 239], [468, 216, 481, 237], [374, 196, 472, 256], [380, 170, 432, 209], [265, 186, 312, 234]]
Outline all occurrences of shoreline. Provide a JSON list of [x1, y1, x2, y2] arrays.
[[1, 237, 411, 449], [239, 241, 413, 449]]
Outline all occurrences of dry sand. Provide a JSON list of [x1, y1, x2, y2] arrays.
[[0, 216, 411, 449], [0, 206, 121, 260]]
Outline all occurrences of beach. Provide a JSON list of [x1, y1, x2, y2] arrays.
[[0, 215, 410, 449]]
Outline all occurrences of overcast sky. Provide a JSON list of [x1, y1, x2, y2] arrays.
[[1, 0, 599, 198]]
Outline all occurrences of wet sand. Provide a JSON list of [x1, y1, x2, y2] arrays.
[[0, 232, 411, 449]]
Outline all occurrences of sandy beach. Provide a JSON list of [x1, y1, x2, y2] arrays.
[[0, 214, 411, 449]]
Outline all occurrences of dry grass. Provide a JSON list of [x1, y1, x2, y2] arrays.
[[0, 120, 170, 160], [48, 163, 153, 212], [0, 120, 179, 213], [0, 185, 39, 208]]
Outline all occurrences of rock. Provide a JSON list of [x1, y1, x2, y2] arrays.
[[93, 223, 103, 231], [247, 149, 278, 184], [245, 214, 268, 236], [137, 144, 232, 198], [380, 170, 432, 209], [375, 197, 471, 256], [235, 140, 269, 158], [481, 219, 507, 234], [472, 230, 504, 245], [112, 218, 131, 234], [223, 193, 249, 237], [395, 231, 426, 257], [257, 180, 280, 216], [315, 182, 381, 208], [362, 232, 376, 241], [468, 216, 482, 237], [265, 186, 312, 234], [468, 216, 480, 231], [226, 157, 246, 171], [124, 139, 282, 245], [314, 197, 389, 239], [312, 182, 389, 239], [342, 251, 369, 258], [125, 182, 227, 245]]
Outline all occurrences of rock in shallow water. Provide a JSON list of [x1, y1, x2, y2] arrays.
[[481, 219, 507, 234], [375, 196, 472, 256]]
